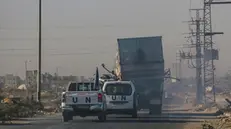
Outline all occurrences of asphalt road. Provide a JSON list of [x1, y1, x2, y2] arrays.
[[0, 110, 218, 129], [1, 91, 224, 129]]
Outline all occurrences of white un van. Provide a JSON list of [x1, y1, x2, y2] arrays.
[[102, 81, 138, 118]]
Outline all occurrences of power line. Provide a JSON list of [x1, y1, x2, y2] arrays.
[[0, 24, 157, 30], [0, 48, 35, 51], [0, 51, 111, 56], [0, 48, 104, 51], [0, 36, 117, 41]]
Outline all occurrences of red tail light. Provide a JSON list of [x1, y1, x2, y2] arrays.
[[62, 93, 66, 102], [98, 93, 103, 102]]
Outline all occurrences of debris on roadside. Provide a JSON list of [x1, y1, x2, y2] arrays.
[[200, 106, 231, 129], [0, 95, 60, 124]]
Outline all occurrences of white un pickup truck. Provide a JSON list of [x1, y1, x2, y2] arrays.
[[61, 81, 107, 122]]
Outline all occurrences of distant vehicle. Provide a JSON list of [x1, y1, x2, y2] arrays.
[[61, 81, 107, 122], [102, 81, 138, 118]]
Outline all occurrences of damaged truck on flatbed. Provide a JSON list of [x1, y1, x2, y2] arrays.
[[113, 36, 165, 115]]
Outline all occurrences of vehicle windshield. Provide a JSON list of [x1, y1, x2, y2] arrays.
[[68, 82, 96, 91], [105, 83, 132, 95]]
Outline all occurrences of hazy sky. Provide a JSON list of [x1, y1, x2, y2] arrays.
[[0, 0, 231, 78]]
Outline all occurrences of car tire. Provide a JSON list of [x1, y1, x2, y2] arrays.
[[98, 113, 107, 122], [132, 110, 137, 118], [62, 110, 70, 122], [62, 115, 69, 122], [132, 93, 138, 118], [149, 104, 162, 115], [69, 115, 73, 120]]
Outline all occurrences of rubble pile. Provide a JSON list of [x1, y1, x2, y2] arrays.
[[200, 106, 231, 129], [0, 96, 44, 123], [0, 88, 62, 124], [193, 102, 218, 113], [39, 99, 61, 116], [201, 115, 231, 129]]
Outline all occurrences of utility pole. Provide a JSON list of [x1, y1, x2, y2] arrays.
[[176, 51, 182, 79], [194, 9, 203, 104], [25, 60, 31, 97], [55, 67, 59, 94], [179, 0, 231, 105], [25, 61, 28, 88], [180, 9, 204, 104], [37, 0, 42, 102], [56, 67, 59, 76], [173, 52, 182, 80], [203, 0, 231, 103]]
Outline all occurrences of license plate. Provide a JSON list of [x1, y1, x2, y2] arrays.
[[78, 105, 89, 109]]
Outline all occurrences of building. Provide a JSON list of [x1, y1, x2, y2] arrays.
[[26, 70, 37, 88], [52, 75, 79, 87], [0, 76, 4, 88], [41, 73, 79, 90], [4, 74, 22, 88]]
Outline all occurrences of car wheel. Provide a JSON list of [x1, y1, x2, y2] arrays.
[[62, 111, 71, 122], [132, 94, 138, 118], [98, 113, 107, 122], [69, 115, 73, 120], [132, 110, 137, 118], [62, 115, 69, 122], [149, 105, 162, 115]]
